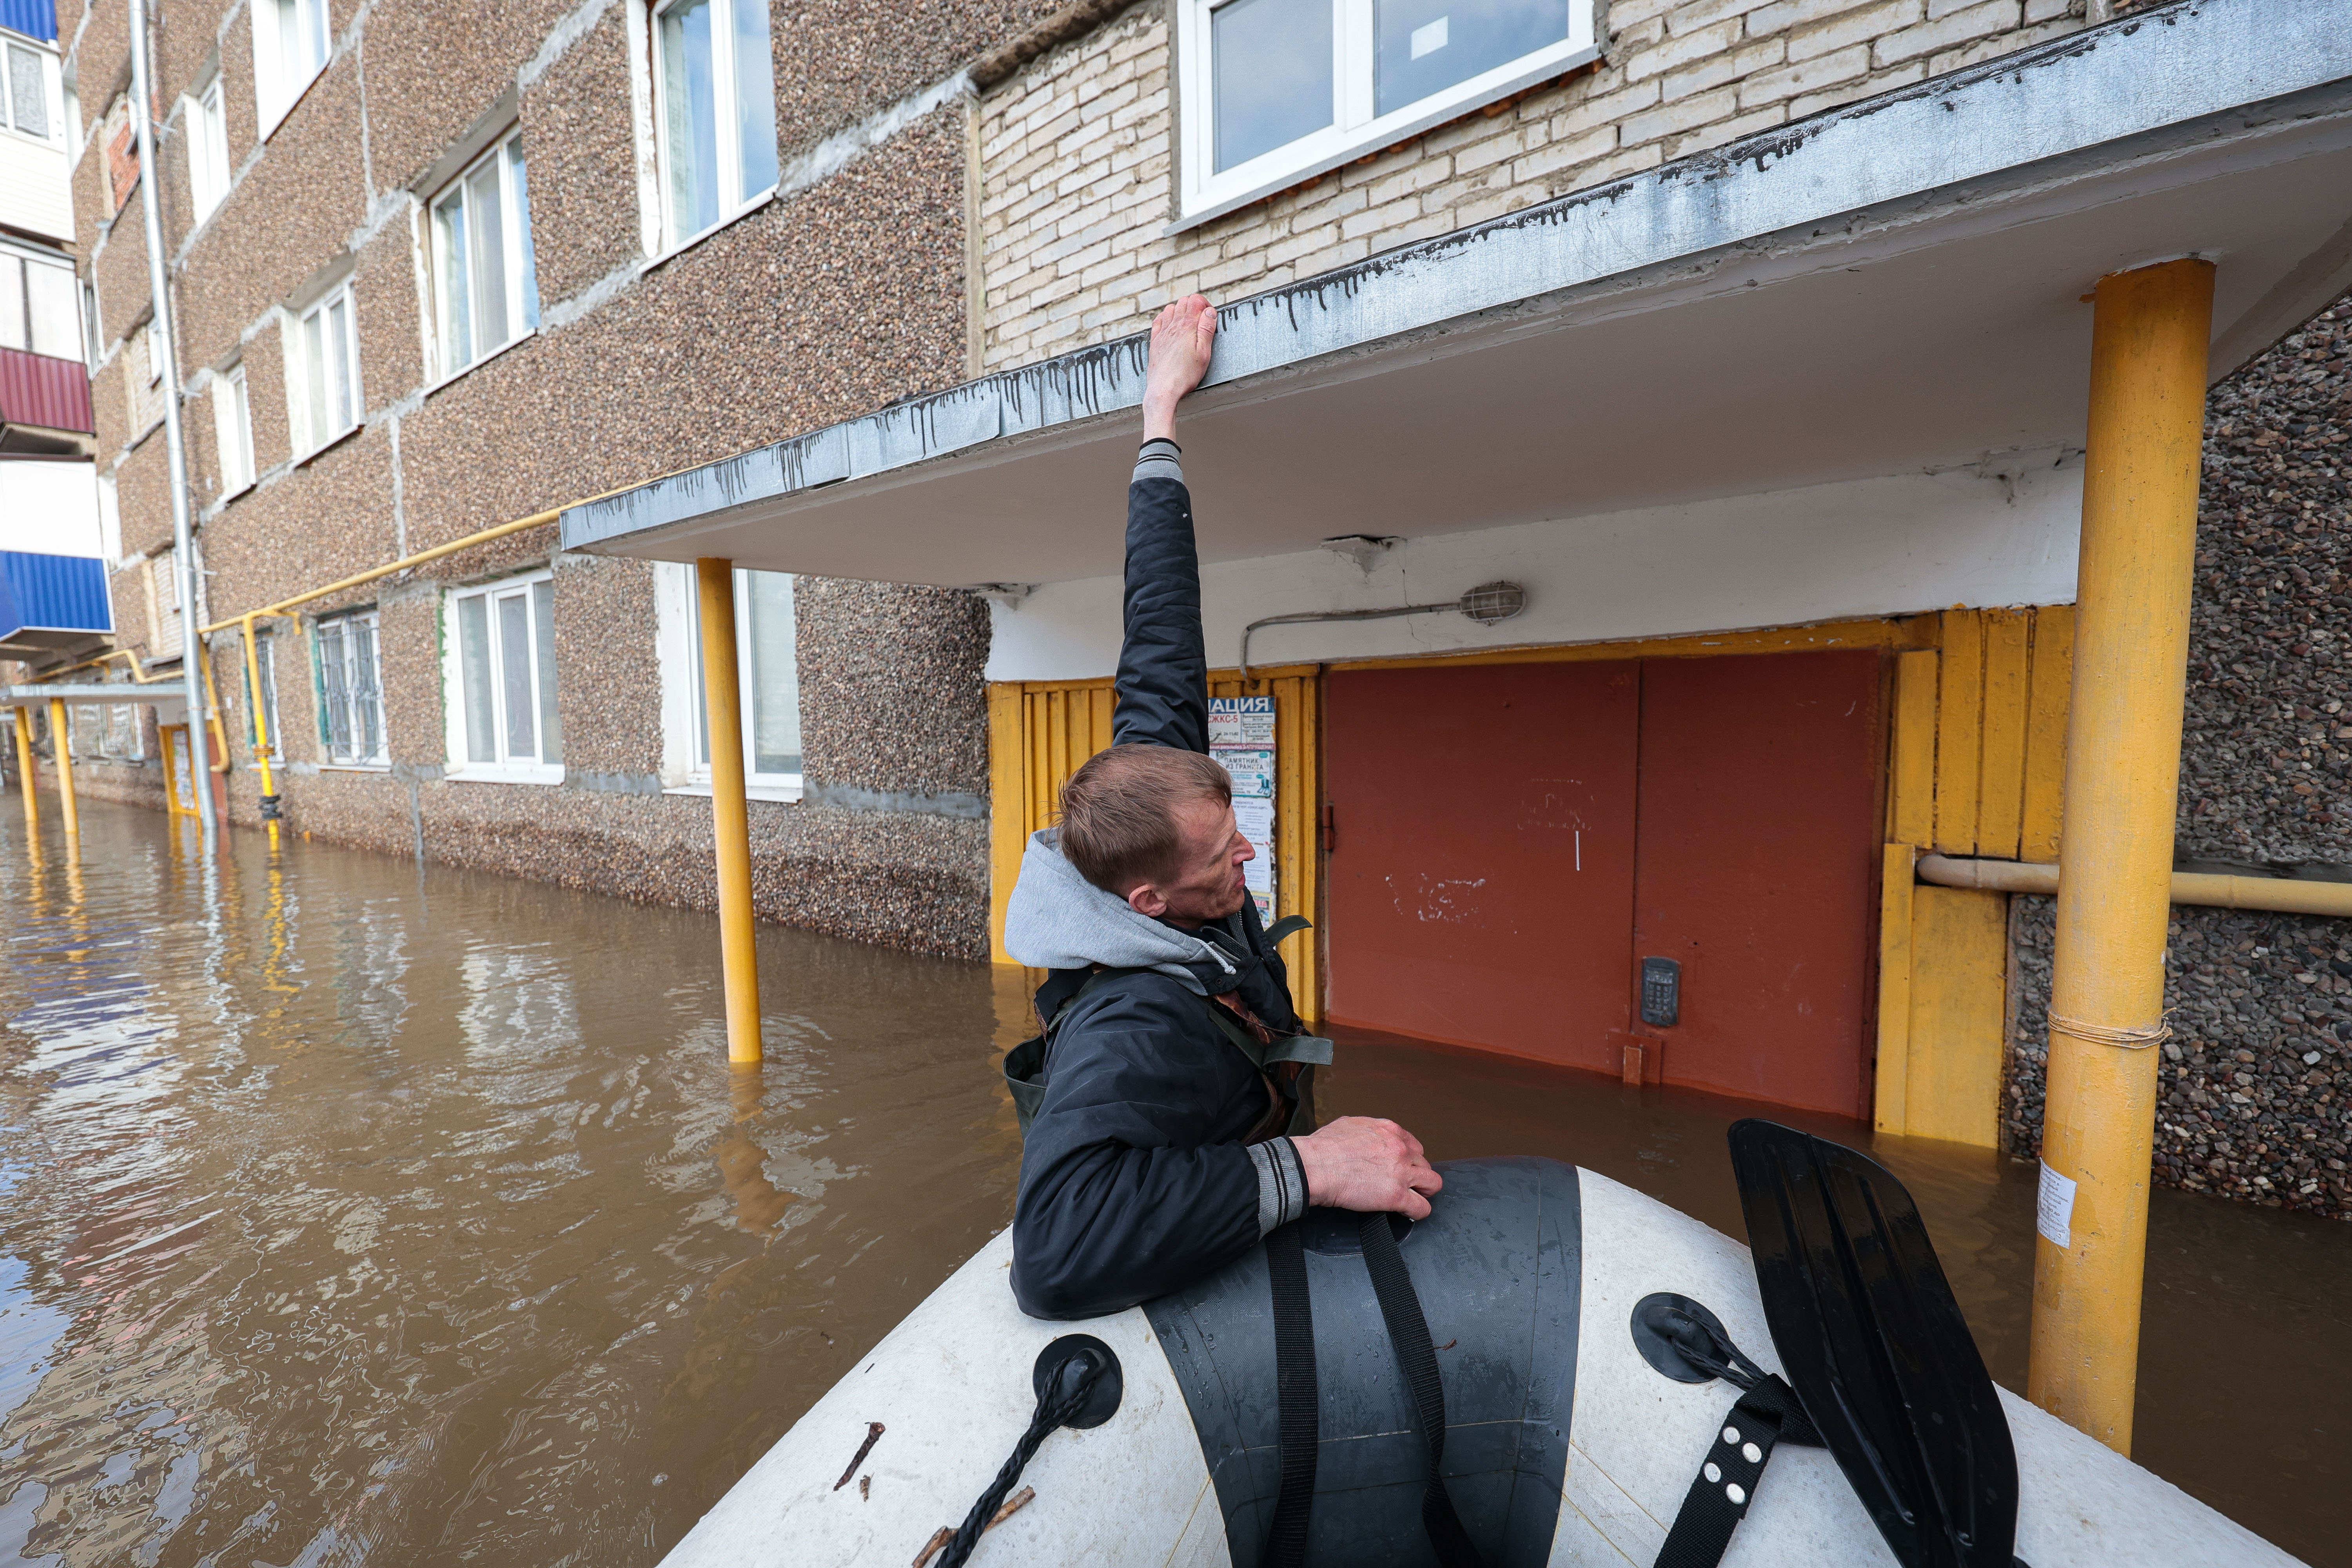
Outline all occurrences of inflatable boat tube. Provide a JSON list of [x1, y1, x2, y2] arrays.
[[660, 1158, 2301, 1567]]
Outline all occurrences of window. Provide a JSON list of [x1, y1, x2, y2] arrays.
[[251, 0, 330, 136], [446, 573, 562, 780], [212, 363, 254, 495], [652, 0, 777, 245], [659, 563, 799, 797], [314, 611, 386, 765], [186, 76, 232, 220], [429, 132, 541, 378], [0, 249, 82, 358], [1176, 0, 1596, 224], [2, 35, 60, 144], [147, 545, 185, 661], [289, 285, 360, 456]]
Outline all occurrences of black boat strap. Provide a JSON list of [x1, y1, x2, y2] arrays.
[[1653, 1372, 1820, 1568], [1262, 1220, 1318, 1568], [1359, 1212, 1488, 1568]]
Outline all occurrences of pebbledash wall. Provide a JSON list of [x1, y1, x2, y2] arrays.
[[47, 0, 1078, 958], [2009, 301, 2352, 1219]]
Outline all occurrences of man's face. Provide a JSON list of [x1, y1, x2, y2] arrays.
[[1127, 795, 1253, 927]]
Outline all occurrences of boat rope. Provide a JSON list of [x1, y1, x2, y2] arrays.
[[934, 1342, 1110, 1568]]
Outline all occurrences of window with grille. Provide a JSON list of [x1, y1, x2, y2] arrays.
[[314, 610, 387, 766]]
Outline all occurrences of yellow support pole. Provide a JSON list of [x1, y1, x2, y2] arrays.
[[12, 707, 37, 832], [159, 724, 185, 817], [697, 558, 762, 1065], [47, 697, 79, 840], [2026, 257, 2214, 1454]]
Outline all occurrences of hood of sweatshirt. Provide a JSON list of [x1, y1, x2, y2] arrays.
[[1002, 829, 1235, 993]]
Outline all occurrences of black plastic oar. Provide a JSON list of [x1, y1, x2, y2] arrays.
[[1727, 1120, 2020, 1568]]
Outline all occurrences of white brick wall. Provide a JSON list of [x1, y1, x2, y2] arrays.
[[976, 0, 2088, 370]]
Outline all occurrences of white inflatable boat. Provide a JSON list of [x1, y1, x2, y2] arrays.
[[659, 1125, 2299, 1568]]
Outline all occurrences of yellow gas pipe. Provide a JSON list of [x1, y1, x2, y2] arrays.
[[46, 697, 78, 840], [2026, 257, 2215, 1454], [697, 559, 762, 1065]]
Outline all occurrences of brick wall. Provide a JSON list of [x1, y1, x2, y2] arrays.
[[976, 0, 2088, 369]]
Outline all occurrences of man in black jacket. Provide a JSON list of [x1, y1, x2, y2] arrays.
[[1004, 295, 1441, 1321]]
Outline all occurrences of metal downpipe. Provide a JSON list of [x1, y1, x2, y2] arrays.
[[129, 0, 217, 849]]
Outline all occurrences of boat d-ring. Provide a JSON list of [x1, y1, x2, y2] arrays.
[[1033, 1334, 1123, 1429]]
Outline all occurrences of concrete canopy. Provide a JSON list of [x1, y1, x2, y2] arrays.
[[563, 0, 2352, 592]]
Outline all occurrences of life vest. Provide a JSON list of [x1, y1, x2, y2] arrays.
[[1002, 914, 1332, 1144]]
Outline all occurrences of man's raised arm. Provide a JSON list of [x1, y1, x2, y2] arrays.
[[1111, 296, 1218, 753]]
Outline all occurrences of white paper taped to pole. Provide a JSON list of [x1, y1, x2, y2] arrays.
[[2036, 1161, 2076, 1249]]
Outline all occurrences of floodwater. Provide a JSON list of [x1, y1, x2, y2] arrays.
[[0, 800, 2344, 1567]]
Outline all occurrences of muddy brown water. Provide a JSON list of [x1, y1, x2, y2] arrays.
[[0, 800, 2345, 1566]]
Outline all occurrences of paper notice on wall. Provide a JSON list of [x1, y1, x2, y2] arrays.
[[2036, 1161, 2077, 1250], [1210, 697, 1278, 921], [1208, 695, 1276, 748], [1214, 748, 1275, 799]]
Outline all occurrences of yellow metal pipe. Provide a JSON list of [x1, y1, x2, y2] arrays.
[[697, 558, 762, 1065], [47, 697, 79, 839], [2026, 257, 2214, 1454], [239, 615, 282, 848], [13, 706, 37, 831], [199, 641, 234, 775], [1916, 854, 2352, 918]]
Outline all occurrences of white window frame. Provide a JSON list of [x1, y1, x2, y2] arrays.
[[648, 0, 779, 252], [1173, 0, 1597, 229], [655, 561, 801, 802], [287, 283, 361, 459], [212, 362, 254, 497], [0, 246, 82, 358], [185, 74, 232, 221], [442, 569, 564, 785], [313, 608, 388, 767], [147, 544, 185, 660], [250, 0, 331, 139], [0, 33, 65, 149], [426, 129, 540, 383]]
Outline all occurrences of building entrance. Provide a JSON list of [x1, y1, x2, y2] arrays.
[[1323, 650, 1883, 1117]]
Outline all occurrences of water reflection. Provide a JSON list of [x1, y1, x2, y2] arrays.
[[0, 800, 2343, 1565], [0, 800, 1018, 1566]]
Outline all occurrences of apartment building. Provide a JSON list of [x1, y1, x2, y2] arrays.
[[37, 0, 2352, 1214]]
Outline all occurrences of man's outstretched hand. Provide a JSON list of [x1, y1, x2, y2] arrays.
[[1142, 294, 1217, 441], [1290, 1116, 1443, 1221]]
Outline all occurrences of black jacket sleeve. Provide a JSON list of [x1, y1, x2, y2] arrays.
[[1010, 976, 1267, 1319], [1112, 473, 1209, 753]]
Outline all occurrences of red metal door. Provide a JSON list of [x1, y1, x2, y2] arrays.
[[1323, 661, 1639, 1071], [1631, 651, 1882, 1117]]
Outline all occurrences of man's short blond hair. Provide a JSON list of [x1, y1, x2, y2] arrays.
[[1058, 744, 1232, 896]]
